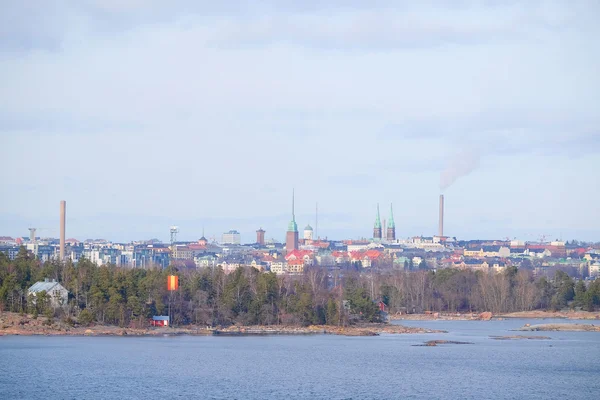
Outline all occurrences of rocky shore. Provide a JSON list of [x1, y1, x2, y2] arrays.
[[214, 324, 444, 336], [390, 311, 494, 321], [0, 312, 443, 337], [498, 310, 600, 320], [390, 310, 600, 321], [517, 323, 600, 332]]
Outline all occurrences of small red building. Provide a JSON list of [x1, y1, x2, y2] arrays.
[[151, 316, 170, 327]]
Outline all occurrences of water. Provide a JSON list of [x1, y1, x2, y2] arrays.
[[1, 319, 599, 399]]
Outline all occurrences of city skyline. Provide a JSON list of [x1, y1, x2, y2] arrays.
[[1, 197, 596, 245], [1, 2, 599, 242]]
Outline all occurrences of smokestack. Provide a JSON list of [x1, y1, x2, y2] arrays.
[[60, 200, 66, 261], [438, 194, 444, 237]]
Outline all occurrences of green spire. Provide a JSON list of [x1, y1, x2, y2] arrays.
[[388, 203, 395, 228], [374, 204, 381, 229], [288, 189, 298, 232]]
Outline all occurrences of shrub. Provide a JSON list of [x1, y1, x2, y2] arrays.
[[78, 309, 94, 326]]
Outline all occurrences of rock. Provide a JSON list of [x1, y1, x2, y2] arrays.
[[416, 340, 474, 347], [479, 312, 493, 321], [490, 335, 550, 340], [84, 329, 93, 335]]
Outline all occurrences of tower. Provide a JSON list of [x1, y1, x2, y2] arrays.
[[60, 200, 66, 261], [286, 190, 299, 253], [387, 204, 396, 241], [28, 228, 37, 243], [256, 228, 265, 246], [170, 226, 179, 246], [199, 226, 208, 246], [373, 204, 382, 240], [304, 224, 313, 241]]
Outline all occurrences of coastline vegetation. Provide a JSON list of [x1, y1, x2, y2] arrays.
[[1, 248, 599, 329]]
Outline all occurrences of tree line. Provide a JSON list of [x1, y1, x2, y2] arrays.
[[1, 248, 599, 328]]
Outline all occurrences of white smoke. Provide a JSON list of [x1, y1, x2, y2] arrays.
[[440, 148, 481, 190]]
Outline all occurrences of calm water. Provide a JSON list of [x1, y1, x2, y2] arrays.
[[1, 319, 599, 399]]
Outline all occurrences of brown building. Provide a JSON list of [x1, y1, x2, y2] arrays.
[[256, 228, 265, 246], [286, 192, 299, 253]]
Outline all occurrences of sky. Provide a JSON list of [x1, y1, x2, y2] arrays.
[[1, 1, 599, 243]]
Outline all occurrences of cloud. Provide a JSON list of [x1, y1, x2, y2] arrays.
[[2, 1, 596, 52], [1, 1, 599, 241]]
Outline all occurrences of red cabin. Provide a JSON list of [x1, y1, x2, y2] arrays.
[[151, 316, 170, 327]]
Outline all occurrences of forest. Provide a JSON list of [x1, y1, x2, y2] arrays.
[[1, 247, 599, 328]]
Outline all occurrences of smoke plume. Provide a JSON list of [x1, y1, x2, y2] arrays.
[[440, 148, 481, 190]]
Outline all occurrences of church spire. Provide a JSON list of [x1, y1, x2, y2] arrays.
[[373, 204, 382, 240], [374, 203, 381, 229], [387, 203, 396, 241], [286, 189, 299, 252], [288, 189, 298, 233]]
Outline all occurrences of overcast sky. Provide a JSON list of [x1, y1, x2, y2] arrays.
[[1, 1, 599, 243]]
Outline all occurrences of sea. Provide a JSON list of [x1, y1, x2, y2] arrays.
[[1, 319, 599, 399]]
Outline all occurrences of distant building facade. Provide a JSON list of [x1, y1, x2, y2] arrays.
[[304, 225, 313, 241], [222, 230, 241, 245], [256, 228, 265, 246]]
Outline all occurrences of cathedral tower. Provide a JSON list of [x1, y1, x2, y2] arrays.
[[286, 190, 299, 252], [373, 204, 382, 240], [387, 204, 396, 241]]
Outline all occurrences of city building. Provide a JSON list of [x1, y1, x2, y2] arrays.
[[304, 224, 313, 241], [222, 230, 241, 245], [287, 258, 305, 274], [256, 228, 265, 246], [172, 245, 193, 260]]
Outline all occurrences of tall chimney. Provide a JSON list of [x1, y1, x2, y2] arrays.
[[60, 200, 66, 261], [438, 194, 444, 237]]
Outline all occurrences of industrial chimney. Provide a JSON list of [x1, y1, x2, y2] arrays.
[[438, 194, 444, 237], [60, 200, 66, 261]]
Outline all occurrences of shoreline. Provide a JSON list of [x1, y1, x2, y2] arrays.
[[517, 323, 600, 332], [0, 312, 443, 337], [390, 310, 600, 321]]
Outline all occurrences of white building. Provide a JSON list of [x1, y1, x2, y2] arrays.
[[270, 262, 286, 275], [28, 279, 69, 308], [222, 230, 241, 245], [303, 225, 313, 240], [589, 263, 600, 278]]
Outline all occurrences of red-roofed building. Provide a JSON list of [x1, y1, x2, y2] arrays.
[[287, 258, 305, 274], [348, 250, 382, 268], [332, 251, 349, 264], [285, 249, 314, 265]]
